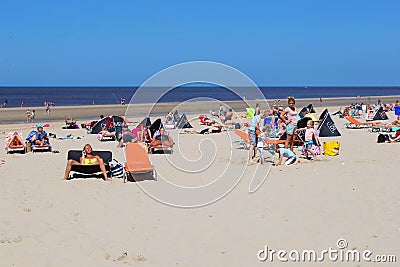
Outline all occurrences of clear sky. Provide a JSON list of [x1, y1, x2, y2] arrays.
[[0, 0, 399, 86]]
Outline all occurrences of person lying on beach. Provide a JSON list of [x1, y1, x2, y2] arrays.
[[387, 115, 400, 127], [63, 144, 110, 181], [388, 130, 400, 143], [199, 125, 225, 134], [274, 146, 297, 166], [151, 127, 174, 147], [27, 124, 49, 146], [118, 124, 137, 147]]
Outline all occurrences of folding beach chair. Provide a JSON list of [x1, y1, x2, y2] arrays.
[[32, 144, 52, 153], [66, 150, 112, 179], [124, 143, 156, 182]]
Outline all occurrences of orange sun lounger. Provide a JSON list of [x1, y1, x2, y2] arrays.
[[345, 116, 382, 129], [235, 129, 298, 150], [124, 143, 156, 182]]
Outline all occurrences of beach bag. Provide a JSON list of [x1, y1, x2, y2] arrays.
[[302, 144, 321, 155], [25, 142, 32, 152], [377, 134, 388, 143], [110, 159, 124, 178], [323, 141, 340, 156]]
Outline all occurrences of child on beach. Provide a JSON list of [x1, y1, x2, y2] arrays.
[[256, 126, 270, 165], [274, 146, 297, 166], [297, 120, 319, 160]]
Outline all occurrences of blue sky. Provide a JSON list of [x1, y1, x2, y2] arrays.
[[0, 0, 399, 86]]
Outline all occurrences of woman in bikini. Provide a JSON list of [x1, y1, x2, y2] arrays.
[[63, 144, 110, 181]]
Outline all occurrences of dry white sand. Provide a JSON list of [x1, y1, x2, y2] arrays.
[[0, 107, 398, 266]]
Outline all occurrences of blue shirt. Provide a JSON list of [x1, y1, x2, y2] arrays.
[[249, 115, 261, 131], [279, 148, 296, 158]]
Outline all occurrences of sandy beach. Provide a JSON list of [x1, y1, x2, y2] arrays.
[[0, 101, 399, 266], [1, 95, 398, 123]]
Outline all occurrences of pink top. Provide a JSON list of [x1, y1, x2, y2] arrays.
[[305, 128, 316, 141], [284, 107, 297, 125]]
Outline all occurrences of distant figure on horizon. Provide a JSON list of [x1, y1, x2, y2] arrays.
[[45, 102, 51, 115], [3, 99, 8, 107], [120, 97, 125, 105], [21, 101, 24, 108], [319, 97, 322, 106]]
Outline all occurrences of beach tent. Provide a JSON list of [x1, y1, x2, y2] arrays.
[[297, 106, 309, 119], [91, 116, 125, 134], [307, 104, 316, 113], [149, 118, 164, 137], [246, 108, 255, 119], [176, 114, 193, 129], [372, 107, 389, 121], [173, 110, 180, 124], [297, 117, 312, 129], [136, 117, 152, 128], [317, 109, 341, 137]]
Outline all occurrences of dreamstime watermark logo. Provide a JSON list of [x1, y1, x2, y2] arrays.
[[125, 61, 273, 208], [257, 238, 397, 263]]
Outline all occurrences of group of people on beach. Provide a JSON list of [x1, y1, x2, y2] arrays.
[[247, 96, 320, 166]]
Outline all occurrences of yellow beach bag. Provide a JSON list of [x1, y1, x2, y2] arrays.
[[323, 141, 340, 156]]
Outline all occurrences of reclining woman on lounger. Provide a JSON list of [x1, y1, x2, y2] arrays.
[[63, 144, 110, 181], [150, 127, 174, 147], [117, 124, 137, 147]]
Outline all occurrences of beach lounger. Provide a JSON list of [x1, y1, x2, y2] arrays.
[[149, 143, 173, 154], [5, 132, 26, 154], [97, 131, 116, 141], [67, 150, 112, 179], [345, 116, 381, 129], [234, 129, 251, 149], [32, 144, 52, 153], [124, 143, 156, 182]]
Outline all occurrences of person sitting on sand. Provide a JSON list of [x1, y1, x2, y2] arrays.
[[63, 144, 110, 181], [274, 146, 297, 166], [132, 123, 150, 143], [117, 124, 137, 147], [151, 127, 174, 147], [28, 124, 49, 146], [223, 109, 233, 124]]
